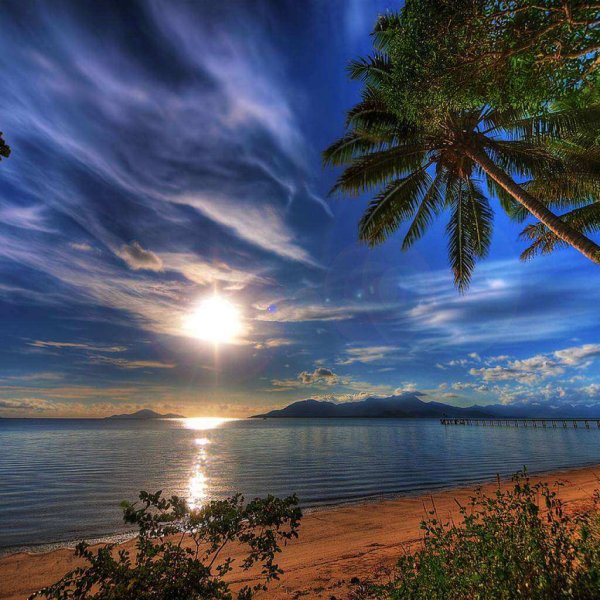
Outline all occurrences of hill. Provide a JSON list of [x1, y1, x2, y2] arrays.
[[253, 394, 600, 419], [105, 409, 184, 420], [252, 393, 493, 419]]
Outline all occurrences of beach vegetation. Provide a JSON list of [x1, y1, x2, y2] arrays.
[[353, 470, 600, 599], [30, 490, 301, 600]]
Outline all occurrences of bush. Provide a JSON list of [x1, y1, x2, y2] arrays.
[[356, 471, 600, 599], [30, 490, 301, 600]]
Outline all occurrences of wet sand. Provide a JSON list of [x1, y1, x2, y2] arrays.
[[1, 464, 599, 599]]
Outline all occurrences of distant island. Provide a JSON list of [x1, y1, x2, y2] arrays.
[[252, 393, 600, 419], [105, 409, 185, 420]]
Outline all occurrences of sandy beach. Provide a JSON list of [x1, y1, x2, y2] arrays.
[[1, 464, 599, 600]]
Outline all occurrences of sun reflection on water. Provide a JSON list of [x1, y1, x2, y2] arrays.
[[183, 417, 234, 431], [188, 436, 214, 509], [189, 468, 207, 509], [184, 418, 234, 508]]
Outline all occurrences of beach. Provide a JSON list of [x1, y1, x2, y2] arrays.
[[1, 464, 599, 600]]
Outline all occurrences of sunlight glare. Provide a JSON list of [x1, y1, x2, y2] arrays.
[[189, 468, 206, 509], [184, 295, 243, 344], [183, 416, 234, 430]]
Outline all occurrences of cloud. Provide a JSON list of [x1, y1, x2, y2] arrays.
[[0, 398, 57, 412], [255, 301, 398, 323], [0, 201, 54, 232], [553, 344, 600, 367], [172, 194, 317, 266], [70, 242, 93, 252], [471, 358, 563, 385], [470, 344, 600, 385], [30, 340, 127, 352], [582, 383, 600, 397], [270, 367, 339, 389], [254, 338, 294, 349], [160, 253, 259, 290], [88, 356, 176, 369], [269, 368, 403, 401], [394, 383, 417, 393], [1, 372, 64, 382], [336, 345, 400, 365], [298, 367, 338, 385], [117, 241, 163, 272], [400, 260, 600, 347]]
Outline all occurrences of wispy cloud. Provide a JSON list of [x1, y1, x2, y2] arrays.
[[87, 356, 175, 370], [172, 194, 318, 266], [30, 340, 127, 352], [1, 372, 64, 382], [336, 345, 401, 365], [255, 300, 398, 322]]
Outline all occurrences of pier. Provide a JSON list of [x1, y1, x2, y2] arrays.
[[440, 418, 600, 429]]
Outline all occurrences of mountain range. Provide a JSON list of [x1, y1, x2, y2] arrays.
[[252, 393, 600, 419]]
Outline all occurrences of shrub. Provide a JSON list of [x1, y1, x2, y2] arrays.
[[30, 490, 301, 600], [356, 471, 600, 599]]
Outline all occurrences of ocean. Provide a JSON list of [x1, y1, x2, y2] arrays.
[[1, 416, 600, 554]]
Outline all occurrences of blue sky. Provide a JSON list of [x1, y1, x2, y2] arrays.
[[1, 0, 600, 417]]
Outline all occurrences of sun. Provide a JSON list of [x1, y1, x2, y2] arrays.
[[184, 295, 243, 344]]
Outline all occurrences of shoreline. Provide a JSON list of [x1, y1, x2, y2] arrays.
[[6, 457, 600, 558], [2, 463, 600, 599]]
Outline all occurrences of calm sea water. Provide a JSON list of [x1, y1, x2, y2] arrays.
[[1, 417, 600, 553]]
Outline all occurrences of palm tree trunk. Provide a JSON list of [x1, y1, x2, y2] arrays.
[[464, 146, 600, 264]]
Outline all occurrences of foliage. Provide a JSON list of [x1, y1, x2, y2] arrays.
[[378, 0, 600, 126], [353, 471, 600, 599], [30, 490, 301, 600], [510, 92, 600, 259], [0, 132, 10, 160]]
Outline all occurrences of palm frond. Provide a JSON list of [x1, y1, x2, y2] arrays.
[[345, 87, 401, 132], [358, 167, 432, 246], [372, 14, 402, 52], [519, 223, 567, 261], [480, 106, 529, 134], [506, 105, 600, 142], [329, 144, 427, 196], [402, 169, 445, 249], [322, 132, 389, 167], [466, 179, 493, 258], [347, 53, 391, 85], [446, 178, 493, 292], [524, 175, 600, 208], [519, 201, 600, 260], [483, 140, 562, 179]]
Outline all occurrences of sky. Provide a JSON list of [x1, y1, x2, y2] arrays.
[[1, 0, 600, 418]]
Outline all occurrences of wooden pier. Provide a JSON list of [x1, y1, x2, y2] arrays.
[[440, 418, 600, 429]]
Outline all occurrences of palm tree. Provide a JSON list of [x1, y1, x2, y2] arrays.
[[507, 121, 600, 260], [324, 28, 600, 291]]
